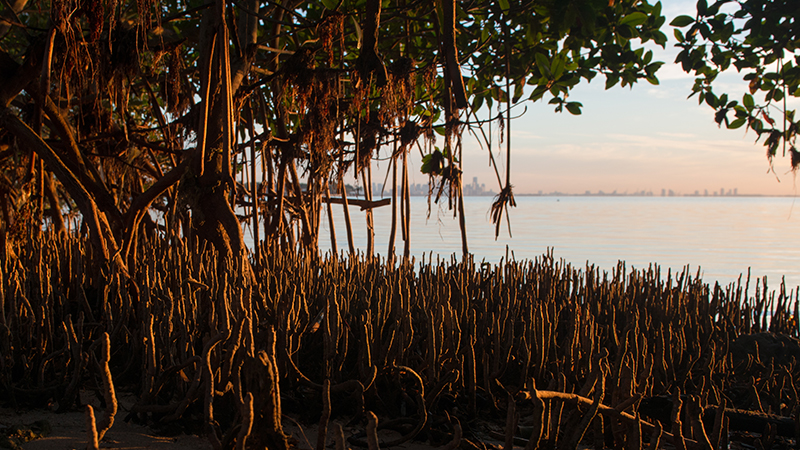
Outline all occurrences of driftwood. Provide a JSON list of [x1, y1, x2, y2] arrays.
[[705, 406, 794, 437], [640, 395, 796, 437], [255, 195, 391, 211], [517, 390, 798, 450], [518, 390, 703, 450]]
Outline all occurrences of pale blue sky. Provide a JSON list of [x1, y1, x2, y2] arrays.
[[403, 1, 800, 197]]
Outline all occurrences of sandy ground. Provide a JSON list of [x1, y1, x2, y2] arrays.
[[1, 407, 458, 450], [0, 396, 459, 450], [0, 393, 211, 450], [1, 410, 211, 449]]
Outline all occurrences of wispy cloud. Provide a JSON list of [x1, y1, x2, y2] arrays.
[[656, 131, 697, 139]]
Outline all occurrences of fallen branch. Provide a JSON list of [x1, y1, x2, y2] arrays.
[[517, 390, 703, 450]]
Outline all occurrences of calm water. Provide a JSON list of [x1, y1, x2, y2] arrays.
[[248, 196, 800, 289]]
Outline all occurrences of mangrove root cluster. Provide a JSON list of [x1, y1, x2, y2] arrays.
[[0, 233, 798, 449]]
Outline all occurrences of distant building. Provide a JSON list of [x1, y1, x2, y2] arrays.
[[462, 177, 494, 196]]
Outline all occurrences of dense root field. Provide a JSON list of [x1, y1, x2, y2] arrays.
[[0, 233, 798, 450]]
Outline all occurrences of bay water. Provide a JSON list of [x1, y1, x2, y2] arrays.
[[289, 195, 800, 289]]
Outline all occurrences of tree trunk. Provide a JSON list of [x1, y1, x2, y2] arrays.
[[182, 0, 255, 270]]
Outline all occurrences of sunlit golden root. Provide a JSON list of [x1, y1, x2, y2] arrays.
[[85, 405, 99, 450], [235, 393, 254, 450], [366, 411, 379, 450], [97, 332, 117, 442]]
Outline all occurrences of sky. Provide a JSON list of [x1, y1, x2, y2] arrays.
[[401, 0, 800, 197]]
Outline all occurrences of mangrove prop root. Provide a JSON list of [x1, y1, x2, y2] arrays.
[[439, 416, 462, 450], [349, 391, 428, 448], [649, 420, 663, 450], [235, 392, 254, 450], [626, 413, 642, 450], [85, 405, 99, 450], [204, 333, 225, 450], [366, 411, 379, 450], [317, 379, 331, 450], [593, 416, 605, 450], [560, 367, 606, 450], [130, 355, 203, 417], [670, 389, 688, 450], [97, 332, 116, 441], [334, 422, 350, 450], [689, 396, 713, 450], [504, 393, 517, 450], [710, 399, 726, 450], [59, 313, 84, 412], [6, 235, 800, 450], [522, 381, 545, 450]]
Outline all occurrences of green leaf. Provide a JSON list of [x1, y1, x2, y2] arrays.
[[513, 82, 524, 103], [535, 53, 551, 77], [743, 93, 754, 110], [670, 15, 695, 28], [565, 102, 582, 115], [654, 31, 668, 47], [728, 117, 746, 129], [320, 0, 337, 10], [551, 56, 566, 80], [525, 24, 534, 46], [421, 150, 444, 175], [498, 0, 509, 12], [472, 95, 484, 112], [705, 93, 718, 108], [653, 2, 662, 19], [697, 0, 708, 15], [620, 12, 647, 27], [605, 74, 619, 90]]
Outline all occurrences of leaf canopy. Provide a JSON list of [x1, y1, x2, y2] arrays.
[[673, 0, 800, 169], [0, 0, 667, 259]]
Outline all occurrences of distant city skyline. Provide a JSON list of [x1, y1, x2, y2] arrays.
[[354, 177, 762, 198]]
